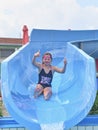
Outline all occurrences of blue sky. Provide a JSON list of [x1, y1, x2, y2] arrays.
[[0, 0, 98, 38], [77, 0, 98, 7]]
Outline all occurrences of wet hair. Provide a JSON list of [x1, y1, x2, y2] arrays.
[[42, 52, 52, 64], [42, 52, 52, 60]]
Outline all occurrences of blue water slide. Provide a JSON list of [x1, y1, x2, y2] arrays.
[[1, 29, 97, 130]]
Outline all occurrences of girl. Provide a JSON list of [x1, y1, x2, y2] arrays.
[[32, 51, 67, 100]]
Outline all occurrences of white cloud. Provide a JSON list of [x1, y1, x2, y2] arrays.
[[0, 0, 98, 38]]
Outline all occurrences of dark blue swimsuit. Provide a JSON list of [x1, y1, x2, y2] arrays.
[[38, 68, 53, 88]]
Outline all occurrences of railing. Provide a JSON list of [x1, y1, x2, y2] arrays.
[[1, 115, 98, 130]]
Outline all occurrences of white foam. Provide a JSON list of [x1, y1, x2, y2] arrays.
[[40, 122, 64, 130]]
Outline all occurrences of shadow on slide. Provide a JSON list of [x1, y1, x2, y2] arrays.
[[1, 29, 97, 130]]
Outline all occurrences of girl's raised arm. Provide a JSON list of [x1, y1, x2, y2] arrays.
[[32, 51, 41, 68], [53, 58, 67, 73]]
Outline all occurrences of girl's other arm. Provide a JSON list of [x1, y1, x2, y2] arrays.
[[53, 58, 67, 73]]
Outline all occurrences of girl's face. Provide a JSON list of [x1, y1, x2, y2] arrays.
[[42, 55, 52, 65]]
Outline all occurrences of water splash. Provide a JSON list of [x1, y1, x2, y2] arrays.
[[40, 122, 64, 130], [28, 83, 36, 98]]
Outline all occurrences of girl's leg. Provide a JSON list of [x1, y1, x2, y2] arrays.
[[43, 87, 52, 100], [34, 84, 43, 98]]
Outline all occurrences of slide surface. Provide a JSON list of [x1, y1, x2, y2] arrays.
[[1, 29, 97, 130]]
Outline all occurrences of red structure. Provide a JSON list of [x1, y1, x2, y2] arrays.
[[22, 25, 29, 45]]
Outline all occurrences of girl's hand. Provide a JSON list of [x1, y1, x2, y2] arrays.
[[34, 51, 40, 57], [64, 58, 67, 65]]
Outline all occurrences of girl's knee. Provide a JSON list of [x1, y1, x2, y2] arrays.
[[44, 87, 52, 100], [34, 84, 43, 98]]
